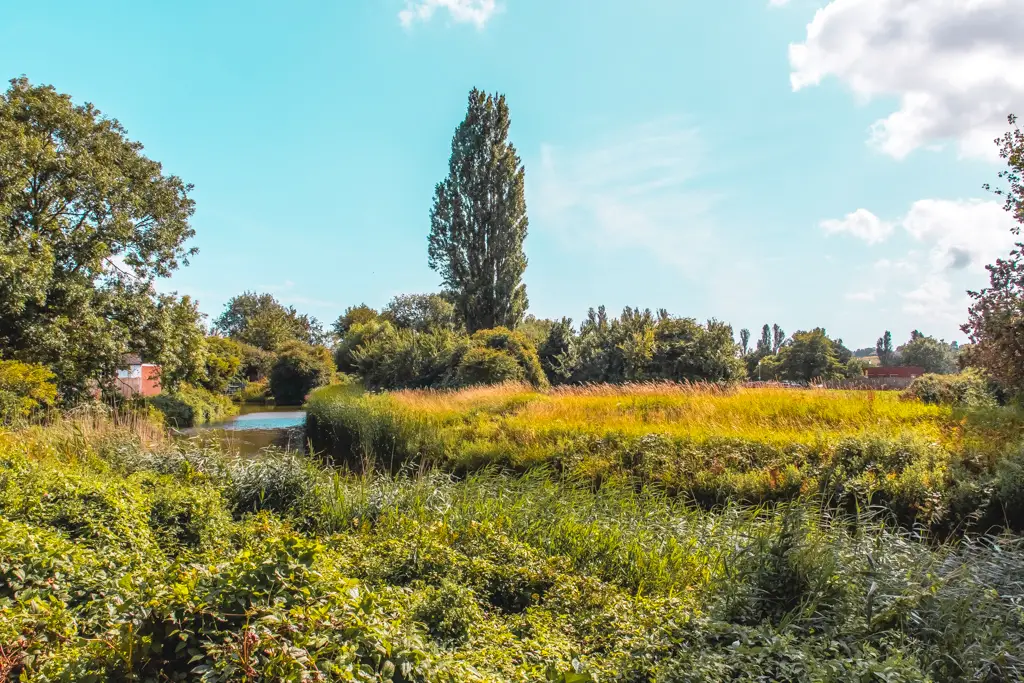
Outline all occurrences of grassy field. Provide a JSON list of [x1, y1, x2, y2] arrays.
[[306, 382, 1024, 533], [2, 415, 1023, 681]]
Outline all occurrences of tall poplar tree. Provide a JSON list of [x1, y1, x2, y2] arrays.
[[428, 89, 529, 332]]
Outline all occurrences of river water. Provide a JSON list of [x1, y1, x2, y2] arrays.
[[181, 404, 307, 457]]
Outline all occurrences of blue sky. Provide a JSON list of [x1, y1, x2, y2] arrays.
[[3, 0, 1021, 348]]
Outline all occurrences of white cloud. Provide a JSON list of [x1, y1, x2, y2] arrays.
[[846, 287, 883, 302], [769, 0, 792, 6], [825, 198, 1017, 322], [399, 0, 498, 29], [532, 122, 723, 271], [789, 0, 1024, 159], [821, 208, 894, 244]]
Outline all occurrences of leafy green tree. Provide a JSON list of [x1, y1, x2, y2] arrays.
[[140, 295, 207, 392], [215, 292, 324, 350], [756, 325, 772, 356], [739, 328, 751, 356], [0, 360, 57, 423], [269, 342, 334, 405], [876, 331, 896, 366], [652, 317, 745, 383], [772, 324, 786, 354], [538, 318, 579, 384], [453, 328, 548, 388], [518, 314, 555, 348], [381, 293, 461, 333], [898, 333, 958, 374], [428, 89, 529, 332], [963, 114, 1024, 395], [332, 304, 378, 339], [201, 337, 244, 393], [776, 329, 845, 382], [0, 78, 196, 397]]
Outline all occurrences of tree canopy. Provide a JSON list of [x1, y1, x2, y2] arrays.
[[214, 292, 325, 351], [962, 114, 1024, 395], [428, 89, 529, 333], [0, 77, 199, 396]]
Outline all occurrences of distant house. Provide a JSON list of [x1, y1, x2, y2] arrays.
[[864, 366, 925, 379], [115, 354, 162, 398]]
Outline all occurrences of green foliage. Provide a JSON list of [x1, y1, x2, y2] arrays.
[[877, 330, 896, 366], [0, 78, 197, 398], [382, 293, 462, 333], [3, 420, 1024, 681], [776, 328, 846, 382], [539, 318, 580, 384], [897, 332, 958, 374], [456, 327, 548, 389], [215, 291, 325, 351], [963, 115, 1024, 397], [428, 89, 529, 332], [147, 384, 238, 428], [573, 307, 743, 384], [904, 370, 996, 408], [200, 336, 243, 393], [332, 303, 379, 339], [235, 378, 270, 404], [269, 341, 334, 405], [236, 342, 276, 382], [350, 323, 459, 390], [0, 360, 57, 423], [307, 383, 1024, 533]]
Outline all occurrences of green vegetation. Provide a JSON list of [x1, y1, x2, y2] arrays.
[[146, 383, 238, 428], [0, 78, 199, 399], [428, 89, 529, 332], [903, 370, 996, 408], [2, 417, 1023, 681], [307, 382, 1024, 533], [0, 360, 57, 424], [269, 341, 336, 405]]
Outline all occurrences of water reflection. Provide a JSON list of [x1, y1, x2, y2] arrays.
[[181, 404, 307, 457]]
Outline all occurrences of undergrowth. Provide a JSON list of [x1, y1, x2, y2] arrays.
[[306, 382, 1024, 533], [1, 416, 1023, 681]]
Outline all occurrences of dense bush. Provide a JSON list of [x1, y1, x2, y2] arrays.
[[454, 327, 548, 388], [904, 370, 996, 407], [235, 378, 270, 404], [200, 336, 243, 392], [2, 419, 1024, 681], [351, 323, 460, 390], [147, 383, 238, 428], [269, 341, 334, 405], [0, 360, 57, 424], [237, 342, 276, 381]]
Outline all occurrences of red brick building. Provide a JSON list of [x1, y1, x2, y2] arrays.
[[114, 354, 162, 398]]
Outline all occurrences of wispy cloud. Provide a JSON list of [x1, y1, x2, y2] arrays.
[[532, 121, 724, 272], [399, 0, 499, 29], [825, 199, 1017, 324]]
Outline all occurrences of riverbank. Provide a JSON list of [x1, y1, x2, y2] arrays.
[[1, 415, 1022, 680], [305, 382, 1024, 533]]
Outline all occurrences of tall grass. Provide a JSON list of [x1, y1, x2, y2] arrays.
[[306, 382, 1024, 532], [2, 417, 1023, 680]]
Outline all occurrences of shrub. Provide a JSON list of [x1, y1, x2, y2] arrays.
[[269, 342, 334, 405], [237, 342, 276, 381], [904, 370, 996, 408], [148, 384, 238, 428], [235, 378, 270, 404], [455, 346, 525, 386], [455, 327, 549, 389], [201, 336, 243, 392], [0, 360, 57, 424], [350, 323, 460, 390]]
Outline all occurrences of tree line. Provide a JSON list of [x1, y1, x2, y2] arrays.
[[2, 78, 1023, 409]]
